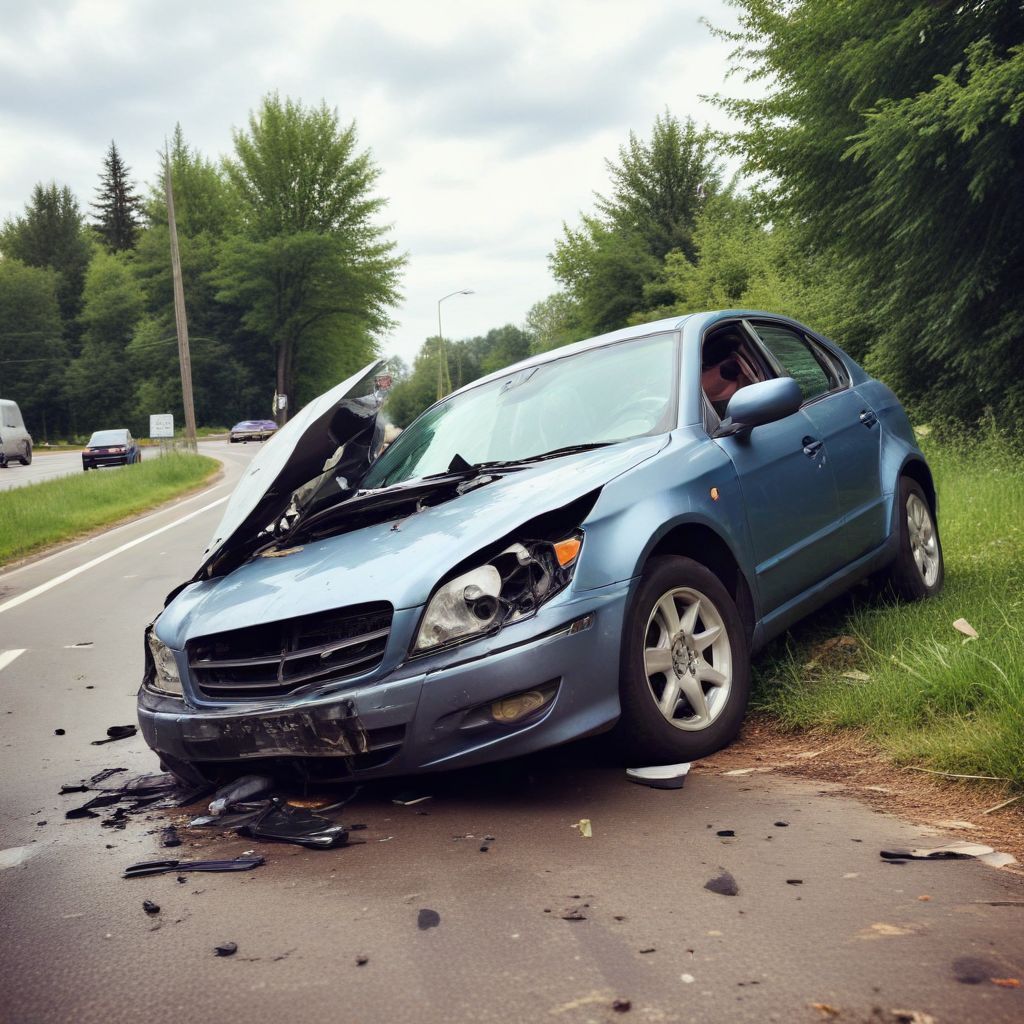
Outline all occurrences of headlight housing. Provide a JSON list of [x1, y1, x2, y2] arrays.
[[413, 532, 582, 654], [146, 629, 184, 696]]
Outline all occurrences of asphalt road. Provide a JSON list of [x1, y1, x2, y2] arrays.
[[0, 439, 232, 492], [1, 441, 1021, 1024]]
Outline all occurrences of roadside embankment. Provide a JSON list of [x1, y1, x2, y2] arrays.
[[0, 452, 220, 566], [754, 430, 1024, 790]]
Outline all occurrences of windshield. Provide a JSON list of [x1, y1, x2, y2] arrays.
[[365, 333, 677, 488], [88, 430, 128, 446]]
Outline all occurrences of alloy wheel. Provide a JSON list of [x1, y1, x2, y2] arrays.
[[906, 493, 940, 587], [643, 586, 732, 731]]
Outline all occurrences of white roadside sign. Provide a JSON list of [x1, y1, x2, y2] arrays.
[[150, 414, 174, 439]]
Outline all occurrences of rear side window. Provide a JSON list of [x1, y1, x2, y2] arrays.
[[751, 324, 837, 402]]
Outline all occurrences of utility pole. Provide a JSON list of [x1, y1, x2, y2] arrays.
[[164, 146, 198, 451], [436, 289, 473, 401]]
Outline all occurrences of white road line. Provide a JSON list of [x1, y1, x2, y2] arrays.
[[0, 495, 228, 616], [0, 649, 26, 671]]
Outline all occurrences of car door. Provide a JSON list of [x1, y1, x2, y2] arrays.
[[713, 400, 841, 614], [748, 321, 887, 564]]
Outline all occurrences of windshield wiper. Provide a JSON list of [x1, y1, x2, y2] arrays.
[[494, 441, 615, 467]]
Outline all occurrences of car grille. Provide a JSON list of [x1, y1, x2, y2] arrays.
[[188, 602, 393, 701]]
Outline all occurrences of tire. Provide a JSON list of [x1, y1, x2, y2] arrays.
[[884, 476, 944, 600], [19, 442, 32, 466], [615, 555, 751, 764]]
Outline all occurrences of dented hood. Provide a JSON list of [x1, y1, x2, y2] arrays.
[[198, 360, 384, 577], [159, 435, 668, 647]]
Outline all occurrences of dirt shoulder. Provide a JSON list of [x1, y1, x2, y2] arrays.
[[698, 717, 1024, 864]]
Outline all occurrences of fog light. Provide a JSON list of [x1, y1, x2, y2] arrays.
[[491, 689, 551, 723]]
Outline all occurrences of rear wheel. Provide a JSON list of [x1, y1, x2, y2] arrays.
[[884, 476, 944, 600], [19, 441, 32, 465], [616, 556, 750, 764]]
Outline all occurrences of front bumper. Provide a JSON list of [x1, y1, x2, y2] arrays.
[[84, 455, 129, 468], [137, 579, 632, 780]]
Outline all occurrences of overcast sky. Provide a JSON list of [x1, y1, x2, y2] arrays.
[[0, 0, 754, 363]]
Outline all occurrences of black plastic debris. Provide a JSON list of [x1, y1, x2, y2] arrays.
[[639, 948, 656, 954], [417, 908, 441, 930], [207, 775, 274, 816], [561, 906, 587, 921], [54, 729, 65, 736], [214, 941, 238, 957], [786, 879, 803, 885], [240, 802, 349, 850], [123, 855, 265, 878], [91, 725, 137, 746], [36, 820, 46, 827], [953, 956, 1002, 985], [704, 871, 739, 896], [716, 829, 736, 837], [65, 793, 122, 819], [101, 807, 130, 829], [143, 900, 160, 915], [612, 999, 632, 1012], [160, 826, 182, 848], [59, 784, 89, 795], [355, 954, 369, 966], [774, 821, 789, 827]]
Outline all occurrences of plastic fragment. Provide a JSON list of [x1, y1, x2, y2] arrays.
[[880, 840, 1017, 867], [574, 819, 593, 838], [561, 906, 587, 921], [810, 1003, 840, 1018], [704, 870, 739, 896], [626, 763, 690, 789], [952, 618, 978, 639], [54, 729, 65, 736], [142, 900, 160, 915], [214, 941, 237, 957], [612, 999, 631, 1012], [991, 978, 1020, 988], [123, 855, 265, 878], [774, 821, 789, 827], [90, 724, 137, 745], [207, 775, 274, 816], [417, 908, 441, 930], [355, 954, 369, 966], [716, 829, 735, 837], [160, 826, 181, 848]]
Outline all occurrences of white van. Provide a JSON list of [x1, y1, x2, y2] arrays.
[[0, 399, 33, 467]]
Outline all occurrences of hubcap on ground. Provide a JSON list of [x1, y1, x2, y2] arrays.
[[906, 493, 939, 586], [643, 586, 732, 732]]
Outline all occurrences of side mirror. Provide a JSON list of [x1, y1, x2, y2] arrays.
[[713, 378, 803, 438]]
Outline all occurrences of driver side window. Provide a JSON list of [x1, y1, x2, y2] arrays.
[[700, 326, 771, 418]]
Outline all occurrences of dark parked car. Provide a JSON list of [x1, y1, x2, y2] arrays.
[[139, 311, 943, 784], [82, 429, 141, 470], [230, 420, 278, 443]]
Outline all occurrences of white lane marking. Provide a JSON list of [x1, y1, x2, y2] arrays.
[[0, 495, 228, 616], [0, 649, 26, 671]]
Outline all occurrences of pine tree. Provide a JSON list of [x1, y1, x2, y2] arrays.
[[91, 141, 142, 252]]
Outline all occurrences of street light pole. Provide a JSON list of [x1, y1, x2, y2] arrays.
[[436, 289, 474, 401]]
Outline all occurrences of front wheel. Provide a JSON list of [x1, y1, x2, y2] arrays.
[[884, 477, 944, 600], [19, 442, 32, 466], [615, 555, 750, 764]]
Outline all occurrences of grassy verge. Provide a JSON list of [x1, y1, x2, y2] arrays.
[[0, 452, 220, 566], [753, 428, 1024, 789]]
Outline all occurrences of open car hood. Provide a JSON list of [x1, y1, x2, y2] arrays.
[[197, 360, 385, 579]]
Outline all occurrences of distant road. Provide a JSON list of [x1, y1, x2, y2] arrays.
[[0, 439, 239, 493]]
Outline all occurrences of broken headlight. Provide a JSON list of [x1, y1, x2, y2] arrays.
[[413, 533, 582, 654], [146, 630, 184, 697]]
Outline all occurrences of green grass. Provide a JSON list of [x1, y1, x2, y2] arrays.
[[753, 427, 1024, 789], [0, 452, 219, 565]]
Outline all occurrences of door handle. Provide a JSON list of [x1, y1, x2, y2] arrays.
[[859, 410, 878, 428], [802, 436, 824, 458]]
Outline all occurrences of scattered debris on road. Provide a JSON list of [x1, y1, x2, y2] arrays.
[[704, 870, 739, 896], [206, 775, 273, 815], [54, 728, 65, 735], [417, 909, 441, 930], [90, 724, 137, 745], [573, 818, 593, 837], [626, 763, 690, 788], [355, 954, 369, 966], [611, 998, 631, 1012], [123, 855, 265, 878], [214, 941, 238, 957], [880, 840, 1018, 867], [142, 900, 160, 915], [392, 791, 432, 806], [560, 906, 587, 921]]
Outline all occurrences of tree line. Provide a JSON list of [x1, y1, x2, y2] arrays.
[[2, 2, 1021, 440]]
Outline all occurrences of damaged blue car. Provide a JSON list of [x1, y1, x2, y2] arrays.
[[138, 311, 944, 783]]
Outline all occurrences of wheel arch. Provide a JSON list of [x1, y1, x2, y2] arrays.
[[899, 457, 937, 517], [640, 521, 757, 648]]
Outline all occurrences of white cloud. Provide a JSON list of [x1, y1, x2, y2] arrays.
[[0, 0, 756, 364]]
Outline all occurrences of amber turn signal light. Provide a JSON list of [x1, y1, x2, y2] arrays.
[[553, 537, 582, 567]]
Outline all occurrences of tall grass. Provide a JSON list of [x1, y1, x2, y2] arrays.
[[0, 453, 219, 565], [753, 426, 1024, 787]]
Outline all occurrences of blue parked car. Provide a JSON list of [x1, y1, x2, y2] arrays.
[[138, 312, 943, 783]]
